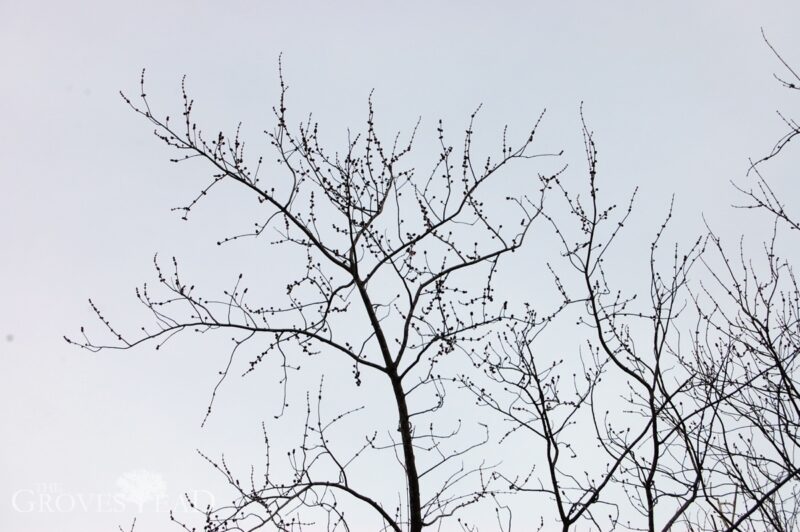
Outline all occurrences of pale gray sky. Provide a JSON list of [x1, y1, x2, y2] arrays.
[[1, 2, 798, 531]]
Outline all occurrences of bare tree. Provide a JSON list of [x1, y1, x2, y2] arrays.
[[66, 65, 562, 531], [463, 114, 715, 531], [454, 30, 800, 531], [689, 30, 800, 532], [68, 31, 800, 532], [691, 226, 800, 532]]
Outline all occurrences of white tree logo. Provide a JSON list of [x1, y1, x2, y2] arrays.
[[116, 470, 167, 512]]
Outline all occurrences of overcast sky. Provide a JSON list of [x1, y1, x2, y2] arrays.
[[1, 2, 799, 531]]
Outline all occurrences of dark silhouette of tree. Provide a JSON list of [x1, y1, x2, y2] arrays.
[[463, 113, 713, 531], [66, 64, 562, 531], [460, 31, 800, 530], [69, 32, 800, 532], [689, 30, 800, 532]]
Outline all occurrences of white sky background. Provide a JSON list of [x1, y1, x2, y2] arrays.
[[1, 1, 799, 531]]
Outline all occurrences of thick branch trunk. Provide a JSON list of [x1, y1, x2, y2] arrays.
[[354, 277, 423, 532], [390, 372, 423, 532]]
